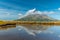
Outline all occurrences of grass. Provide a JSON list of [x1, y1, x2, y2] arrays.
[[0, 20, 60, 25]]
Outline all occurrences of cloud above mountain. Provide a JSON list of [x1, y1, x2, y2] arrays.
[[26, 8, 55, 15], [0, 8, 58, 20], [18, 8, 56, 19]]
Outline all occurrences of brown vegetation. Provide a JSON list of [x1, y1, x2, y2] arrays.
[[0, 21, 60, 25]]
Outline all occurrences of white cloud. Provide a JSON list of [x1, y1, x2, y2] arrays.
[[43, 11, 55, 14], [58, 8, 60, 10], [49, 11, 55, 14], [56, 8, 60, 11], [26, 8, 36, 15], [43, 11, 48, 14], [18, 8, 56, 19], [0, 8, 56, 19], [25, 8, 55, 15], [28, 8, 36, 13], [18, 13, 23, 19], [0, 8, 21, 20], [18, 13, 22, 16], [5, 12, 11, 16]]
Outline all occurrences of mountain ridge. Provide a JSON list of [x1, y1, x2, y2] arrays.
[[16, 9, 57, 21], [16, 14, 57, 21]]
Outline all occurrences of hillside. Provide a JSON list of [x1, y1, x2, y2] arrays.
[[16, 14, 57, 21], [16, 9, 57, 21]]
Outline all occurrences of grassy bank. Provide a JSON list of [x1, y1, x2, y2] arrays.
[[0, 21, 60, 25]]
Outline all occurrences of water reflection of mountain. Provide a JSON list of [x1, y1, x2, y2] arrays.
[[17, 24, 53, 36], [18, 24, 52, 30], [0, 25, 16, 30]]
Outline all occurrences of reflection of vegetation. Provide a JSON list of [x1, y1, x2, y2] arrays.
[[18, 24, 52, 30], [17, 21, 60, 25], [0, 25, 16, 30]]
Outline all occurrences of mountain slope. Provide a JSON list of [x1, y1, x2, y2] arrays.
[[16, 9, 57, 21], [16, 14, 56, 21]]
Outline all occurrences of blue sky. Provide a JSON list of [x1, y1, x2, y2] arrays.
[[0, 0, 60, 20]]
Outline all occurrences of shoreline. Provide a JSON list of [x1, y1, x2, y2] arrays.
[[0, 21, 60, 26]]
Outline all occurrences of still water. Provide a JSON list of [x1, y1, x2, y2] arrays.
[[0, 24, 60, 40]]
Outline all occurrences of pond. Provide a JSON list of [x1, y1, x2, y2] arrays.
[[0, 24, 60, 40]]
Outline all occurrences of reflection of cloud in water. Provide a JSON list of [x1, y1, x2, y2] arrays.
[[17, 25, 54, 36], [58, 35, 60, 38]]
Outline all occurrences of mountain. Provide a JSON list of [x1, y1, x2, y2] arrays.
[[16, 9, 57, 21], [16, 14, 56, 21]]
